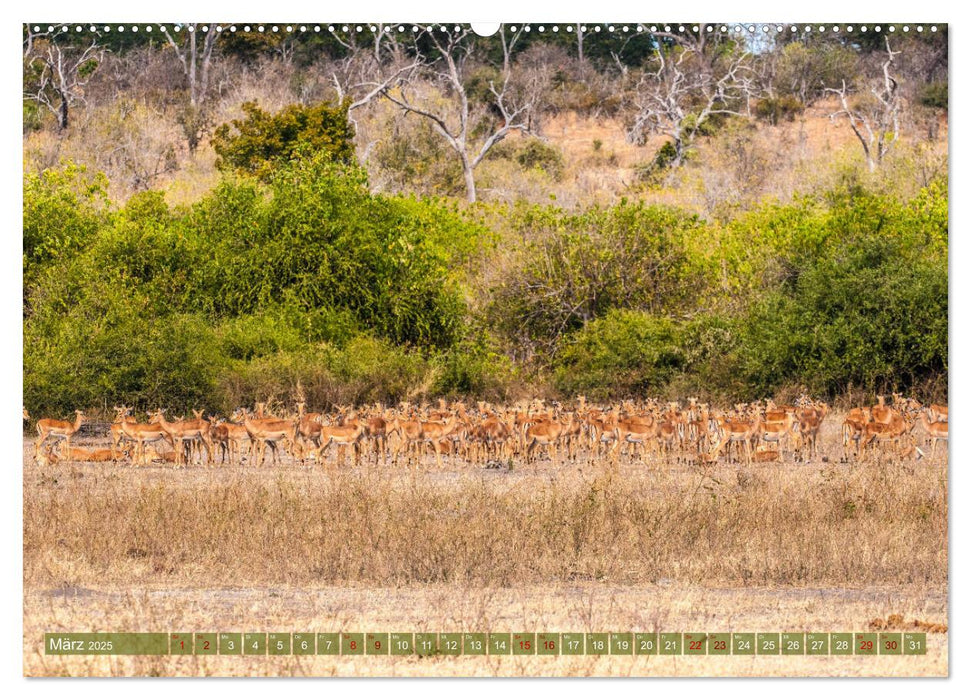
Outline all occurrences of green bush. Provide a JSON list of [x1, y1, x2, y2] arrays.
[[515, 139, 565, 180], [23, 163, 108, 305], [754, 95, 805, 125], [553, 311, 687, 399], [486, 200, 709, 356], [212, 100, 356, 180], [634, 141, 681, 184], [919, 81, 948, 110]]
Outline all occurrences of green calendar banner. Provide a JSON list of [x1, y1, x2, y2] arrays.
[[586, 633, 609, 655], [44, 631, 931, 657], [513, 633, 535, 655], [831, 633, 854, 655], [732, 633, 755, 655], [341, 633, 365, 655], [807, 633, 829, 656], [463, 633, 486, 655], [610, 632, 633, 655], [488, 633, 511, 655], [171, 633, 192, 655], [268, 633, 291, 656], [414, 633, 437, 656], [660, 632, 682, 655], [244, 632, 266, 655], [684, 632, 707, 655], [782, 633, 805, 655], [440, 633, 462, 656], [904, 633, 927, 656], [366, 633, 389, 655], [709, 633, 730, 655], [856, 633, 878, 656]]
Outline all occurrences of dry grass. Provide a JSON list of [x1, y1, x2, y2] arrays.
[[24, 453, 947, 589], [23, 421, 947, 676]]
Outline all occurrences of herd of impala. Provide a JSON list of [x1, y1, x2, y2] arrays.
[[25, 392, 947, 469]]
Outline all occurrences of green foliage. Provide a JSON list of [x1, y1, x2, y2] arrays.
[[23, 155, 948, 412], [753, 95, 805, 125], [514, 139, 565, 180], [487, 200, 709, 358], [634, 141, 681, 185], [23, 162, 108, 305], [919, 81, 948, 110], [24, 155, 488, 415], [734, 182, 948, 396], [212, 101, 356, 180], [553, 311, 687, 398]]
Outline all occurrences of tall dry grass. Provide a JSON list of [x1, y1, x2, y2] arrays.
[[24, 457, 947, 590]]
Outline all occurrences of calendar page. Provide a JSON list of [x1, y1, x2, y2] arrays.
[[22, 19, 948, 678]]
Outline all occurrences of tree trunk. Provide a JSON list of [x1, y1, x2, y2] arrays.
[[463, 160, 477, 203], [57, 95, 68, 131]]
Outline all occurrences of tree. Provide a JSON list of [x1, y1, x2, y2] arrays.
[[625, 27, 756, 167], [827, 38, 901, 172], [212, 101, 356, 180], [379, 25, 540, 202], [160, 23, 224, 151], [23, 28, 105, 131]]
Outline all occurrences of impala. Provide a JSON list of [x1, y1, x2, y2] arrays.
[[150, 409, 214, 467], [386, 413, 425, 465], [928, 404, 948, 423], [294, 402, 324, 461], [715, 413, 762, 465], [119, 412, 174, 463], [523, 420, 566, 466], [36, 409, 85, 448], [918, 411, 948, 460], [57, 445, 125, 463], [242, 409, 296, 466], [861, 412, 912, 460], [317, 421, 367, 467], [109, 405, 132, 455], [208, 416, 250, 465], [419, 414, 462, 468]]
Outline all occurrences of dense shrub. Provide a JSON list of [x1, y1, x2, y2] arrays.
[[919, 81, 948, 110], [486, 201, 709, 359], [23, 158, 948, 413], [23, 163, 108, 306], [212, 101, 356, 180], [753, 95, 805, 125], [553, 311, 687, 399]]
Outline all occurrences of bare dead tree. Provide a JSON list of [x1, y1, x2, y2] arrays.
[[23, 29, 105, 131], [827, 37, 901, 172], [160, 23, 223, 107], [160, 23, 225, 151], [626, 33, 755, 167], [378, 25, 538, 203]]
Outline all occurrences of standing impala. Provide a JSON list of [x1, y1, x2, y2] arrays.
[[119, 412, 174, 464], [242, 409, 296, 466], [150, 409, 214, 467], [36, 409, 86, 449]]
